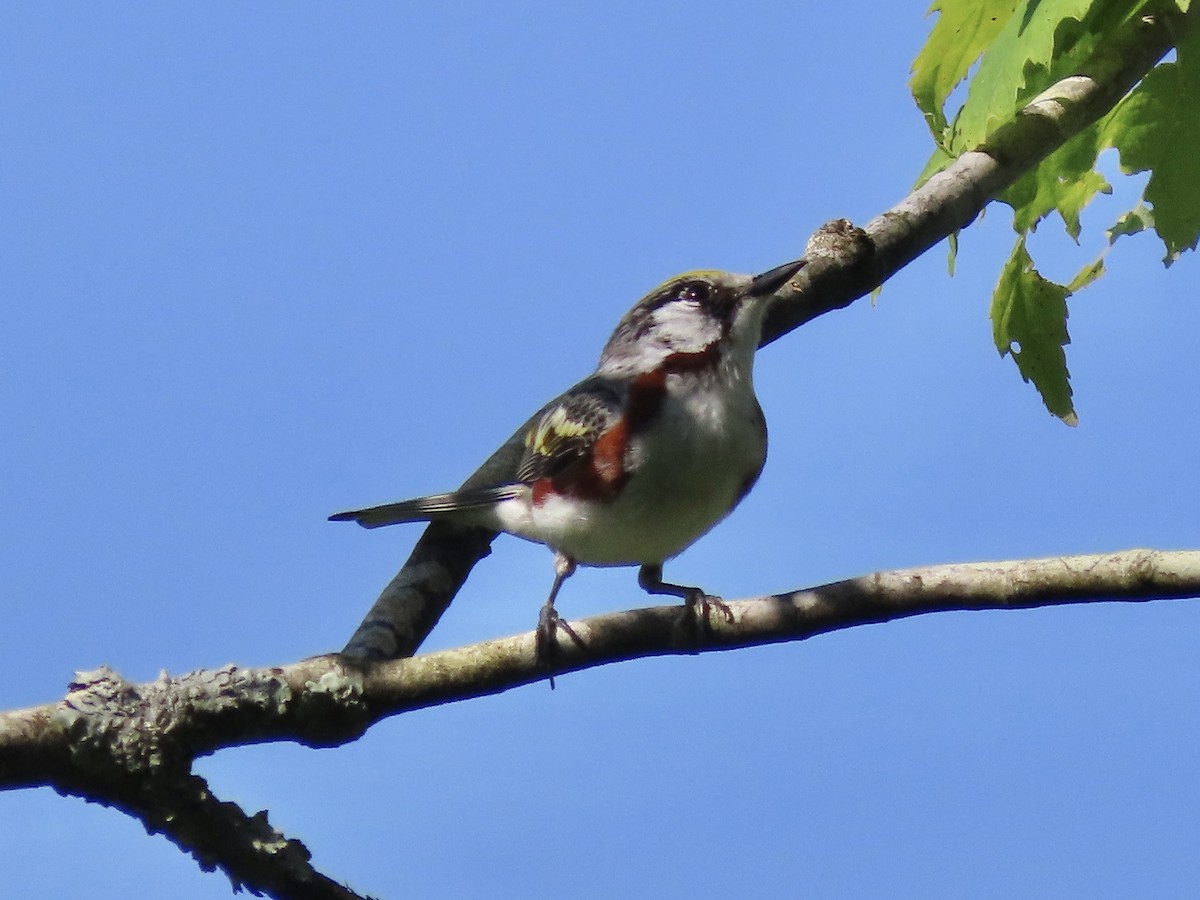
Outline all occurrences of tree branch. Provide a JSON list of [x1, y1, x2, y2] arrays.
[[341, 3, 1191, 662], [332, 548, 1200, 709], [6, 547, 1197, 894], [4, 667, 374, 898], [82, 765, 371, 900], [6, 548, 1198, 775]]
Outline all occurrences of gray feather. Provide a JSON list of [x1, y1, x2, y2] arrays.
[[329, 484, 523, 529]]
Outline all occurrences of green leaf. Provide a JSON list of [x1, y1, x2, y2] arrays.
[[1066, 255, 1105, 292], [910, 0, 1021, 145], [991, 238, 1077, 424], [1101, 21, 1200, 263], [1000, 122, 1112, 237], [1107, 204, 1154, 243], [915, 0, 1132, 187], [945, 0, 1100, 155]]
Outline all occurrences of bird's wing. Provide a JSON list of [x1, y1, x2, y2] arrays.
[[330, 377, 625, 529], [515, 377, 624, 484]]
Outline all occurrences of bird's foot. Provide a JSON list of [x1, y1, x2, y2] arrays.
[[698, 592, 734, 626], [535, 603, 584, 689], [536, 602, 560, 670], [537, 602, 559, 657], [679, 589, 734, 644]]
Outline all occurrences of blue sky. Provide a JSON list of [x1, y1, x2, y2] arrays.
[[4, 4, 1199, 898]]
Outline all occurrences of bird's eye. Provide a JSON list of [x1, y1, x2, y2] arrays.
[[679, 282, 711, 304]]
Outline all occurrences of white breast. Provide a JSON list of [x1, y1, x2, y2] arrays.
[[497, 360, 766, 566]]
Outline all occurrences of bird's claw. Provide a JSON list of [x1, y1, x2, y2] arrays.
[[536, 603, 560, 664], [680, 590, 734, 643], [535, 603, 560, 689], [701, 593, 734, 625], [535, 603, 586, 689]]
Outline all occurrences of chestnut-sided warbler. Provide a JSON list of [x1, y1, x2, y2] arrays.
[[331, 258, 804, 650]]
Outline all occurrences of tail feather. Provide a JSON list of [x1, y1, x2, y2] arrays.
[[329, 484, 523, 529]]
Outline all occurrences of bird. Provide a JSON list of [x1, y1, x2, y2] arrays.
[[331, 258, 805, 657]]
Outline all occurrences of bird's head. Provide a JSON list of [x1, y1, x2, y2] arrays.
[[597, 259, 805, 376]]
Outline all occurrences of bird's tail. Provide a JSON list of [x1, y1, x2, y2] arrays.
[[329, 484, 524, 529]]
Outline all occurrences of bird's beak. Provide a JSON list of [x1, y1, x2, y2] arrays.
[[748, 259, 806, 297]]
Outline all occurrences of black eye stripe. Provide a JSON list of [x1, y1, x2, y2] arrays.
[[600, 275, 741, 362], [644, 280, 715, 311]]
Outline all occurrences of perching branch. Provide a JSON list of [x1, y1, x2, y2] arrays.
[[351, 548, 1200, 709], [5, 548, 1199, 775], [5, 548, 1198, 894], [340, 4, 1191, 662]]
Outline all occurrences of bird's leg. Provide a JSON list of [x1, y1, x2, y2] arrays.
[[637, 563, 734, 630], [638, 563, 704, 605], [536, 552, 577, 673]]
